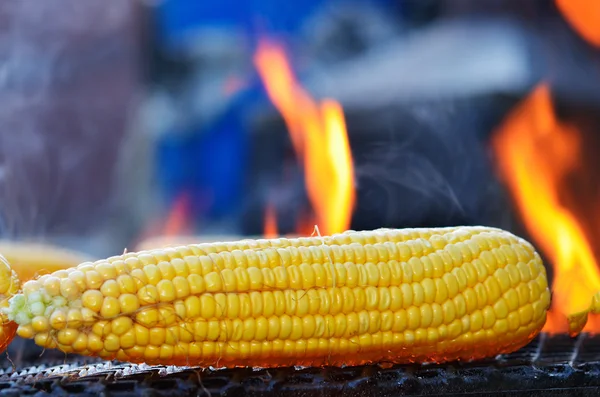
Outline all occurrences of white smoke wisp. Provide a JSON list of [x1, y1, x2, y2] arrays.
[[0, 0, 140, 243]]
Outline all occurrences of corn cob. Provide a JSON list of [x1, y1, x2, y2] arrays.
[[0, 241, 94, 282], [2, 226, 551, 368]]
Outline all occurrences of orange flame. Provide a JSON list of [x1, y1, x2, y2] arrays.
[[492, 83, 600, 333], [162, 193, 193, 237], [263, 204, 279, 238], [223, 75, 249, 97], [295, 210, 318, 237], [133, 192, 194, 249], [556, 0, 600, 47], [254, 40, 355, 236]]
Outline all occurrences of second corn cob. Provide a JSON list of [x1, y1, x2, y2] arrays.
[[2, 226, 551, 368], [0, 241, 93, 283]]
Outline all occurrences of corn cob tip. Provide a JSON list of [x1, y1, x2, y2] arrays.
[[0, 254, 21, 353], [2, 282, 72, 326]]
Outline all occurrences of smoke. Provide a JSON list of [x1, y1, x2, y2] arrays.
[[241, 95, 514, 236], [0, 0, 141, 243], [349, 98, 509, 231], [356, 144, 465, 223]]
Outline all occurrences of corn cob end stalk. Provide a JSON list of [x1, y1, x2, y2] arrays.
[[0, 254, 20, 353], [2, 227, 552, 368]]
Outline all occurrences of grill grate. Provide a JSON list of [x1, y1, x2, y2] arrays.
[[1, 334, 600, 396]]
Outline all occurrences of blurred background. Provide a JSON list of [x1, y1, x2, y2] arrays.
[[2, 0, 600, 331]]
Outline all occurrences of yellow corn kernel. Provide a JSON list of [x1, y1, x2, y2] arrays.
[[87, 334, 104, 352], [57, 328, 79, 346], [34, 332, 56, 349], [82, 290, 104, 312], [72, 333, 88, 352], [118, 294, 140, 314], [85, 271, 104, 289], [156, 279, 177, 302], [17, 325, 34, 339], [67, 309, 84, 329], [49, 309, 68, 330], [100, 297, 121, 318], [111, 317, 134, 336], [31, 316, 50, 332], [5, 227, 556, 368], [120, 329, 136, 349]]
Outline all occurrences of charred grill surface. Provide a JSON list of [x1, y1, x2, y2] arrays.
[[0, 334, 599, 396]]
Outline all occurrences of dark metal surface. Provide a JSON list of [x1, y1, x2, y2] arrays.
[[1, 334, 600, 396]]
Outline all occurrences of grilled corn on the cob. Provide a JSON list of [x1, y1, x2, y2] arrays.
[[2, 226, 551, 367]]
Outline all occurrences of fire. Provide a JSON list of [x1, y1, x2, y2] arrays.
[[133, 192, 194, 249], [492, 83, 600, 333], [254, 40, 355, 236], [161, 193, 194, 237], [556, 0, 600, 47], [263, 203, 279, 238], [223, 75, 249, 97]]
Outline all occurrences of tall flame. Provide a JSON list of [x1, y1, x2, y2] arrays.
[[492, 83, 600, 333], [556, 0, 600, 47], [263, 203, 279, 238], [254, 40, 355, 236]]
